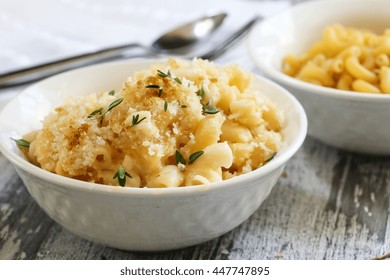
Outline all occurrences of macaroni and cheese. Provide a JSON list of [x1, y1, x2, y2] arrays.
[[282, 24, 390, 93], [21, 59, 282, 188]]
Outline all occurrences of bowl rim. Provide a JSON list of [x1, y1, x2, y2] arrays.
[[0, 59, 307, 197], [248, 0, 390, 102]]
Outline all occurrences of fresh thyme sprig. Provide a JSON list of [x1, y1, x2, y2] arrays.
[[175, 150, 204, 166], [164, 100, 168, 112], [108, 90, 115, 96], [87, 98, 124, 124], [264, 152, 277, 164], [146, 85, 160, 89], [113, 166, 132, 187], [189, 151, 204, 164], [87, 107, 103, 118], [146, 84, 163, 97], [175, 150, 186, 165], [174, 77, 182, 84], [106, 98, 124, 113], [157, 70, 182, 84], [196, 85, 206, 100], [131, 114, 146, 126], [177, 100, 187, 108], [196, 84, 219, 114], [11, 138, 30, 148], [157, 69, 170, 78], [202, 101, 219, 115]]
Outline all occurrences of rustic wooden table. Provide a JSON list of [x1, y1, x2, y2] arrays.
[[0, 0, 389, 260]]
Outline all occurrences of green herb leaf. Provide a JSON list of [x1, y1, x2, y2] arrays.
[[175, 150, 186, 165], [87, 107, 104, 118], [108, 90, 115, 96], [264, 152, 277, 164], [157, 70, 181, 84], [146, 85, 160, 89], [88, 98, 123, 124], [131, 114, 146, 126], [157, 69, 170, 78], [196, 85, 206, 100], [113, 166, 132, 187], [202, 101, 219, 115], [177, 100, 188, 108], [106, 98, 124, 113], [164, 100, 168, 112], [97, 98, 124, 124], [12, 138, 30, 148], [146, 85, 163, 97], [189, 151, 204, 164], [196, 85, 219, 114]]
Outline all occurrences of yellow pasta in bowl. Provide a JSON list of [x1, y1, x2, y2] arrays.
[[248, 0, 390, 154], [0, 58, 306, 250], [20, 59, 282, 188], [282, 24, 390, 94]]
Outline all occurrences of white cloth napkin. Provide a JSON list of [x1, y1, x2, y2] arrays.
[[0, 0, 290, 108]]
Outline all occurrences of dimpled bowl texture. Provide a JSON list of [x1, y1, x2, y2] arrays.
[[248, 0, 390, 155], [0, 59, 307, 251]]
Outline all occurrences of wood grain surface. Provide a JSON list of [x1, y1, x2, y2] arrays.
[[1, 136, 389, 260]]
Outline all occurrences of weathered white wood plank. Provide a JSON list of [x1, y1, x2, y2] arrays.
[[0, 156, 55, 260]]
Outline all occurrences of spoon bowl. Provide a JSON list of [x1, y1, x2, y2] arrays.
[[152, 13, 226, 50]]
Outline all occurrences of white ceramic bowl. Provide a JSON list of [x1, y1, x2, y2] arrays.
[[248, 0, 390, 155], [0, 60, 306, 251]]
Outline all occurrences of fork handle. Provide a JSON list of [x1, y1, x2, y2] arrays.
[[0, 43, 144, 88], [199, 15, 261, 60]]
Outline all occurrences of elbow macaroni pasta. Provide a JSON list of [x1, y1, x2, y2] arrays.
[[282, 24, 390, 94], [24, 59, 282, 188]]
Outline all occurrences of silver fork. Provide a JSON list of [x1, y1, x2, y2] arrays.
[[0, 16, 260, 89]]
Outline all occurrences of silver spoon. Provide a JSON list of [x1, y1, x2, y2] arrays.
[[0, 12, 227, 88]]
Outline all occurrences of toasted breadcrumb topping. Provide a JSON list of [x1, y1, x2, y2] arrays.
[[26, 59, 283, 187]]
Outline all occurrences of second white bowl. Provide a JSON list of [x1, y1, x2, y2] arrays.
[[248, 0, 390, 155]]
